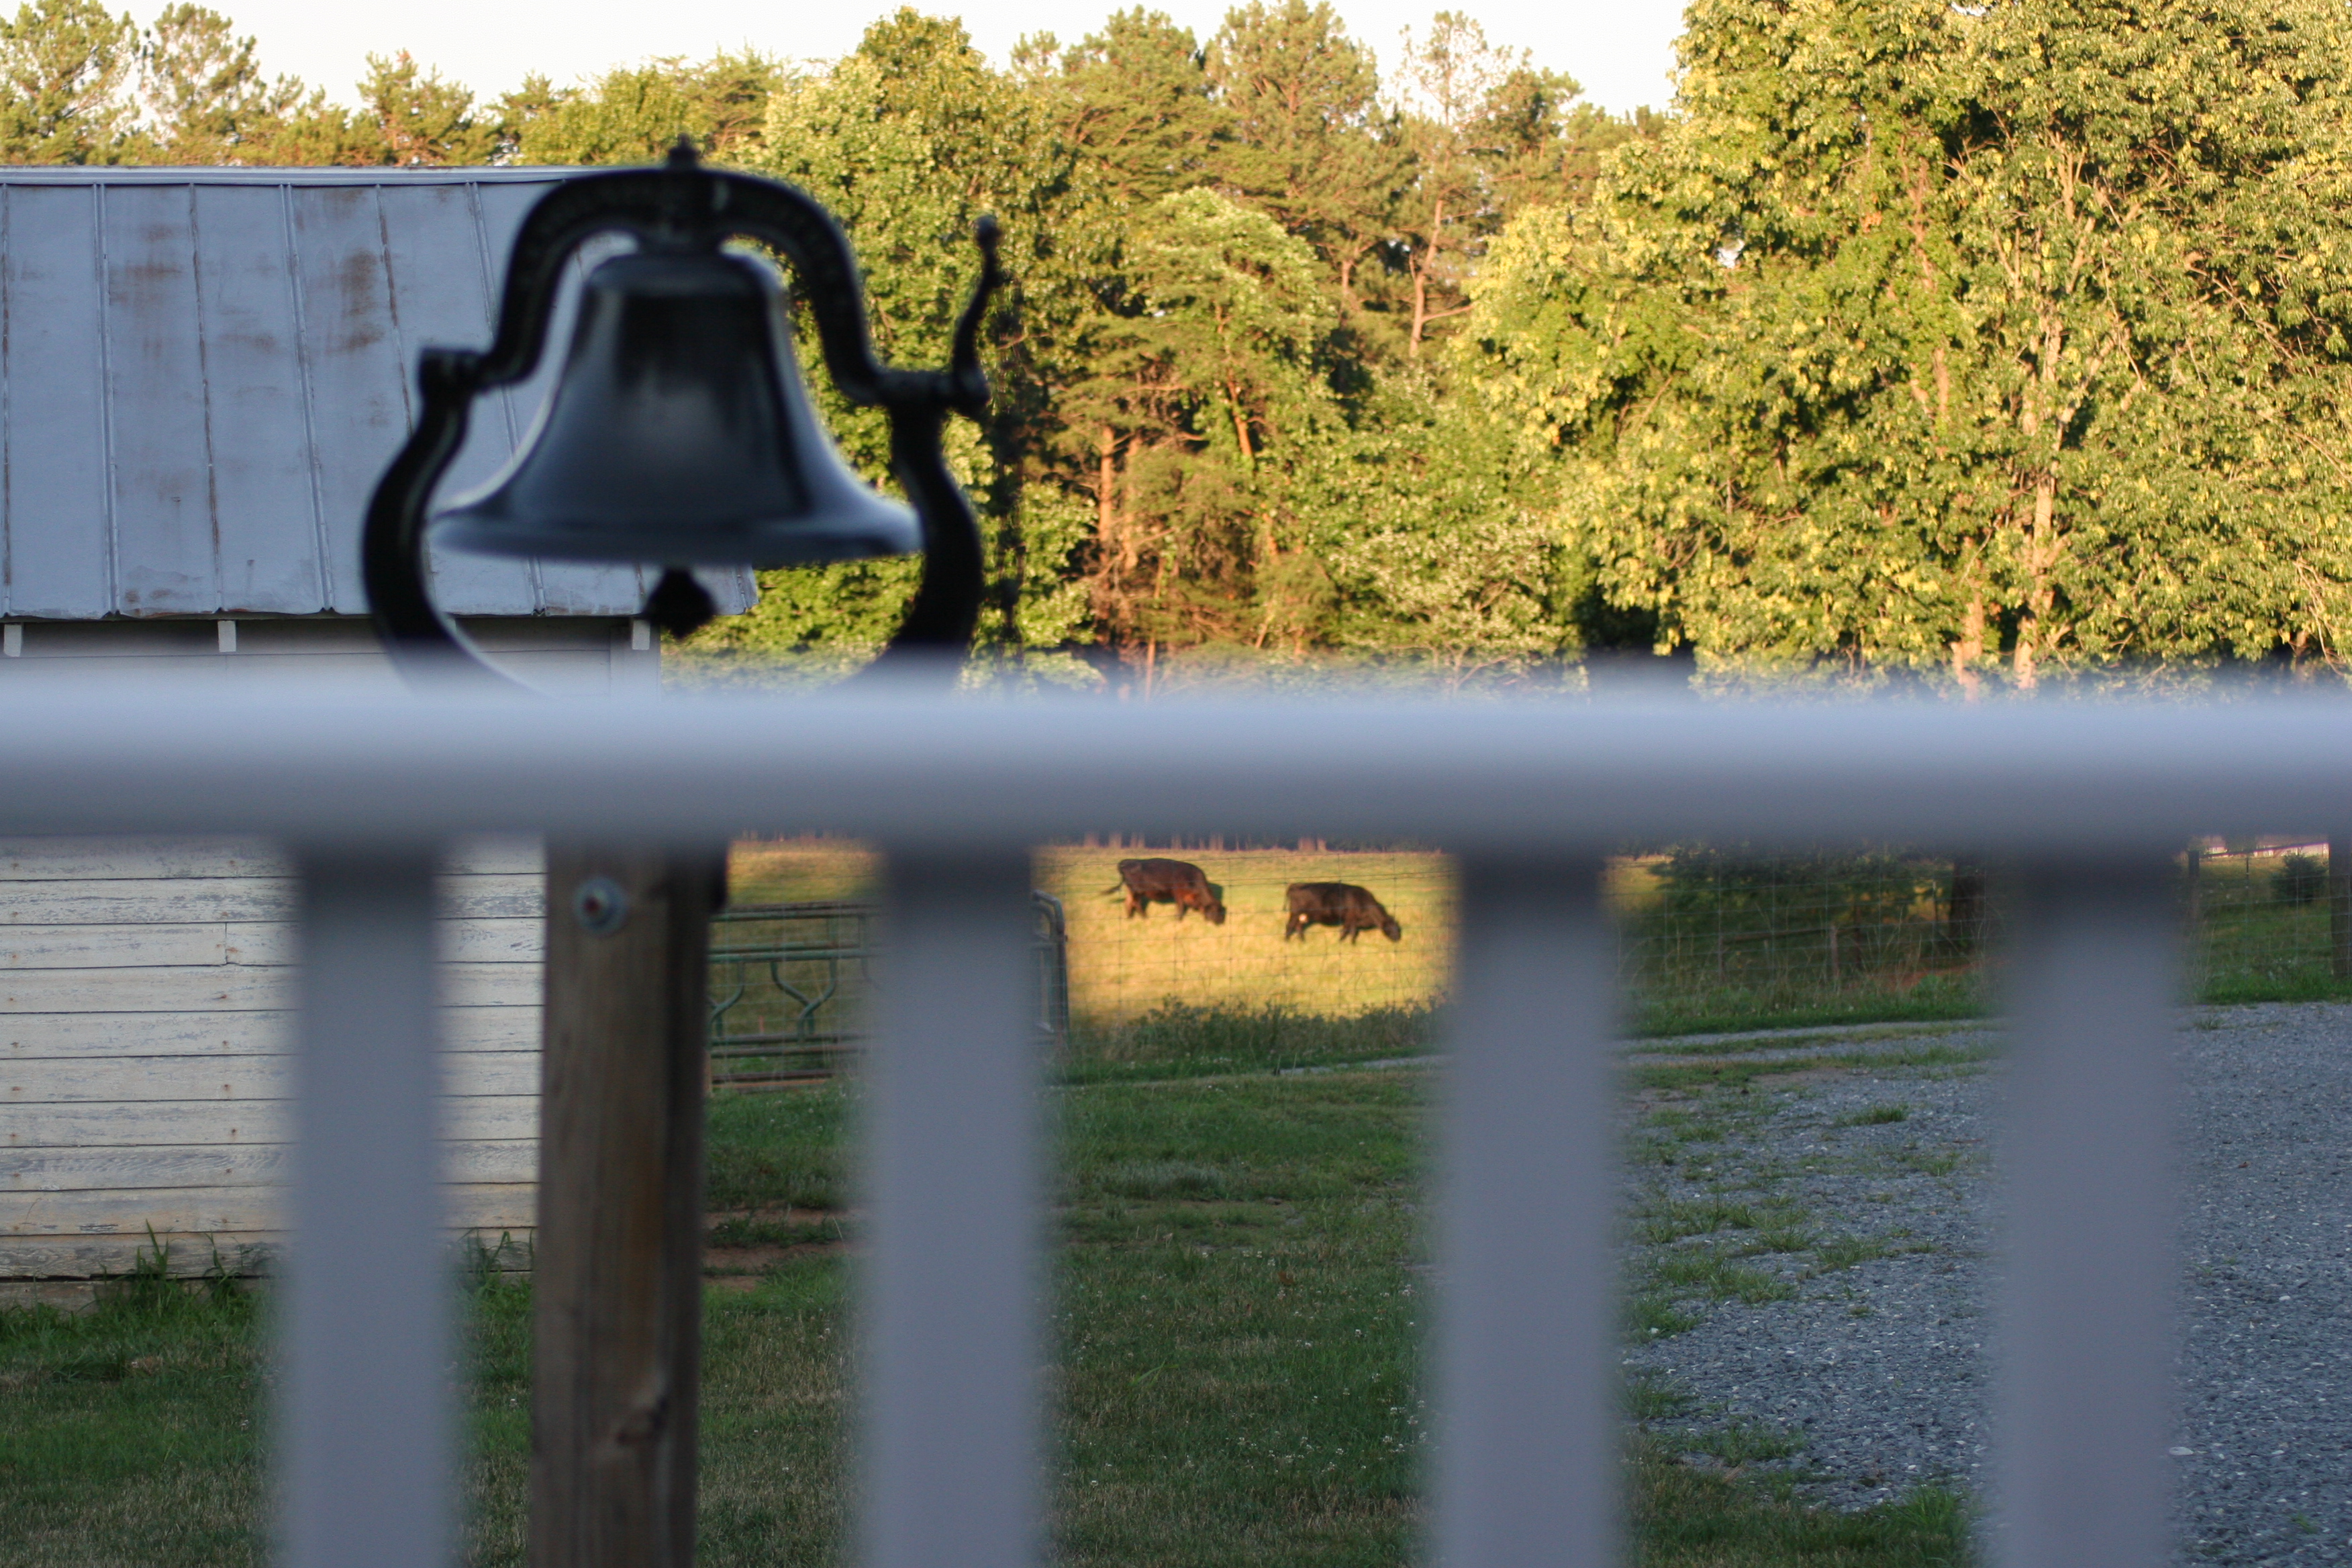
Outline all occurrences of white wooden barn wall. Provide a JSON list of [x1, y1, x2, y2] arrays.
[[0, 836, 542, 1278]]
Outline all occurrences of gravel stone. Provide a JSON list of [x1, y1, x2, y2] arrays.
[[1616, 1003, 2352, 1565]]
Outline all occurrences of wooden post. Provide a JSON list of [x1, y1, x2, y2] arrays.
[[2183, 841, 2202, 939], [532, 845, 725, 1568], [2329, 837, 2352, 981], [1948, 856, 1986, 957]]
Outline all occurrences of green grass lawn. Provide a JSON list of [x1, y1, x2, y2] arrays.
[[1, 1032, 1973, 1567], [0, 1263, 263, 1567]]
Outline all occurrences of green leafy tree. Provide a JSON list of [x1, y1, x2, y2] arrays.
[[1471, 66, 1657, 217], [500, 51, 785, 167], [1389, 17, 1655, 358], [1471, 0, 2352, 689], [689, 10, 1095, 679], [1389, 12, 1508, 356], [1314, 381, 1586, 683], [1069, 186, 1341, 656]]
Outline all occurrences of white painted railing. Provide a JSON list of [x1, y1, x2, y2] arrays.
[[5, 684, 2310, 1568]]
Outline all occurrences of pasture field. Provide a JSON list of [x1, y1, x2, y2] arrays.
[[1035, 847, 1456, 1024], [726, 835, 2352, 1038], [727, 838, 879, 905], [0, 1022, 1968, 1567], [728, 839, 1974, 1040]]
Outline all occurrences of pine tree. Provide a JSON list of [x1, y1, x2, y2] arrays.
[[1034, 7, 1226, 207], [0, 0, 136, 162], [348, 50, 489, 166], [136, 3, 299, 160], [1203, 1, 1408, 323]]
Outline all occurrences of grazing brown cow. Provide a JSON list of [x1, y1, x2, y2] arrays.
[[1108, 858, 1227, 924], [1283, 882, 1402, 943]]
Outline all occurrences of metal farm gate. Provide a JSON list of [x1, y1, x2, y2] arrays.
[[708, 893, 1069, 1087]]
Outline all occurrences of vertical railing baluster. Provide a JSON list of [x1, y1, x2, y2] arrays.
[[1436, 855, 1618, 1568], [864, 848, 1043, 1568], [1998, 862, 2180, 1568], [281, 848, 450, 1568]]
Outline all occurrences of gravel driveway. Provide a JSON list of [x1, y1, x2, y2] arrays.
[[1616, 1003, 2352, 1565]]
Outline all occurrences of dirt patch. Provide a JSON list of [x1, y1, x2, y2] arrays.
[[703, 1238, 850, 1285], [705, 1206, 847, 1230]]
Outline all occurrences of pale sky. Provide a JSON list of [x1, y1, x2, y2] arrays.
[[213, 0, 1686, 115]]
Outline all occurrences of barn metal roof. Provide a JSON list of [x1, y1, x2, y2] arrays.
[[0, 167, 756, 620]]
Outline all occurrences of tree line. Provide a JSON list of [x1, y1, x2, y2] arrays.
[[8, 0, 2347, 693]]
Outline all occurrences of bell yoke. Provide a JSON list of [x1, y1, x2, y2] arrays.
[[362, 138, 1003, 676]]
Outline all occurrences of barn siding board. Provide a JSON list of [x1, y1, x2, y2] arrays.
[[13, 1050, 539, 1103], [0, 879, 295, 924], [189, 183, 326, 613], [289, 183, 409, 614], [3, 1006, 539, 1059], [8, 1232, 287, 1277], [0, 914, 542, 969], [0, 836, 285, 880], [2, 186, 112, 619], [0, 924, 228, 968], [3, 1138, 536, 1191], [0, 961, 538, 1012], [0, 873, 542, 925], [0, 836, 535, 881], [8, 1093, 538, 1149], [0, 1180, 532, 1235]]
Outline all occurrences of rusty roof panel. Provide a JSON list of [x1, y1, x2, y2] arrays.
[[106, 184, 217, 616], [0, 169, 756, 622], [193, 183, 326, 614], [381, 180, 538, 617], [3, 187, 113, 618]]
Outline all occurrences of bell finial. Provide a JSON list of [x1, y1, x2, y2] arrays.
[[668, 134, 699, 168]]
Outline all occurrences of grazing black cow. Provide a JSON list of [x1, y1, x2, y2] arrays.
[[1283, 882, 1402, 943], [1107, 857, 1227, 924]]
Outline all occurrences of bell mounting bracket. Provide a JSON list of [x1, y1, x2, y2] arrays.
[[362, 138, 1003, 689]]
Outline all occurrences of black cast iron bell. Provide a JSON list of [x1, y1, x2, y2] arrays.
[[432, 244, 920, 569]]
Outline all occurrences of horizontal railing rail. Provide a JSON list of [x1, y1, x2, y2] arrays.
[[0, 683, 2284, 1568], [0, 688, 2344, 846]]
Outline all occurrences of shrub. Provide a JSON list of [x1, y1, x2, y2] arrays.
[[2273, 852, 2329, 907]]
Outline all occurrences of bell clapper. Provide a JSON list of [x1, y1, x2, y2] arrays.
[[642, 568, 718, 640]]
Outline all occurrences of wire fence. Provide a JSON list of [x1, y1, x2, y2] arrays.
[[711, 835, 2352, 1071], [1610, 845, 1990, 1034], [2188, 838, 2351, 1003]]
